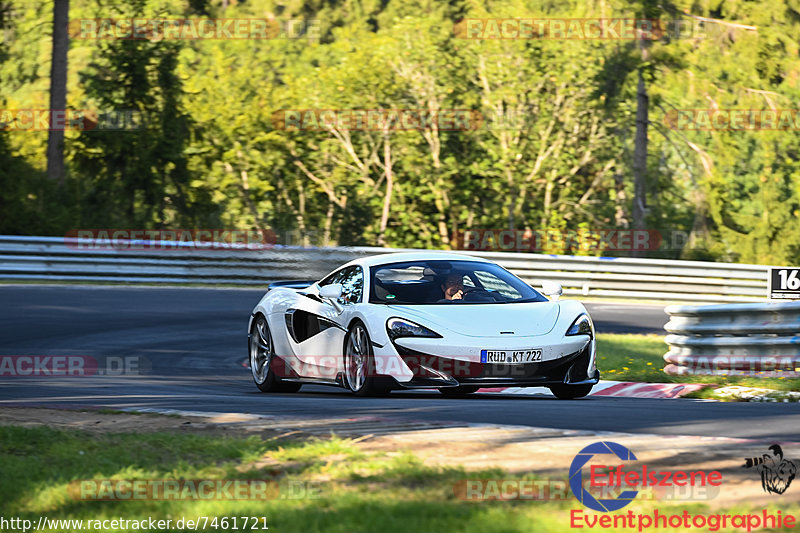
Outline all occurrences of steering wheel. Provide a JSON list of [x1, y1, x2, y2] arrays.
[[461, 287, 494, 302]]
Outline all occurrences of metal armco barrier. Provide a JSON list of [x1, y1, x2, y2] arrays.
[[0, 235, 773, 303], [664, 301, 800, 377]]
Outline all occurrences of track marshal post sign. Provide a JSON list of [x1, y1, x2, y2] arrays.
[[769, 267, 800, 299]]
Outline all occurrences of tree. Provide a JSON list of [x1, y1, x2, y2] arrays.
[[46, 0, 68, 184], [70, 2, 205, 228]]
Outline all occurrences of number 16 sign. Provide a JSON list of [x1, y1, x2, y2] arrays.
[[769, 267, 800, 299]]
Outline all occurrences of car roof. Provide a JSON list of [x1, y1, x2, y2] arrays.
[[345, 251, 493, 270]]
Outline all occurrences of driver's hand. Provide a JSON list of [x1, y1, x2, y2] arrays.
[[451, 289, 463, 300]]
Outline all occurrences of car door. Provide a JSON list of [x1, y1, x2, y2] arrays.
[[283, 266, 363, 380]]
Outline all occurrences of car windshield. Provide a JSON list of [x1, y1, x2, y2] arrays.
[[369, 260, 548, 305]]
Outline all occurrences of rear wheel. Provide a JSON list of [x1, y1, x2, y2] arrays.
[[549, 383, 593, 400], [250, 315, 301, 393], [344, 321, 391, 397], [439, 386, 480, 397]]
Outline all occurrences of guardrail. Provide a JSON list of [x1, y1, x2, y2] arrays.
[[664, 301, 800, 377], [0, 235, 773, 303]]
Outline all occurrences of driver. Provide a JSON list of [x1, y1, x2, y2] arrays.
[[440, 273, 464, 301]]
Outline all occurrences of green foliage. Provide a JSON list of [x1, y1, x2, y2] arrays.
[[1, 0, 799, 264], [68, 1, 211, 228]]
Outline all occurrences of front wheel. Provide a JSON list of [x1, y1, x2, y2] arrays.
[[344, 321, 390, 397], [250, 315, 301, 393], [549, 383, 593, 400]]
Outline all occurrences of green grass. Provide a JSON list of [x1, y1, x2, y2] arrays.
[[2, 425, 798, 532], [0, 426, 570, 532], [596, 333, 800, 392], [596, 334, 668, 382]]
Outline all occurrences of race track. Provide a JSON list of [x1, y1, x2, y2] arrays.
[[1, 285, 798, 442]]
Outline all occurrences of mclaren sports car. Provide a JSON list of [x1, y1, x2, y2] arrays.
[[247, 252, 599, 398]]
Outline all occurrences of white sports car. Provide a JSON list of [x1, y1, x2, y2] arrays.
[[248, 252, 599, 398]]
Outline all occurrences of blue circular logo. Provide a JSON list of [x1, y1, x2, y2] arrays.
[[569, 441, 639, 512]]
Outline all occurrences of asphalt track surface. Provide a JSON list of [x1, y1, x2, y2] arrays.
[[1, 285, 798, 442]]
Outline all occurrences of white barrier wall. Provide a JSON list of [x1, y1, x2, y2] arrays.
[[664, 301, 800, 377], [0, 235, 773, 303]]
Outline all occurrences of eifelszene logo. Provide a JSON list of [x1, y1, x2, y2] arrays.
[[742, 444, 797, 495], [569, 441, 723, 512], [570, 442, 639, 512]]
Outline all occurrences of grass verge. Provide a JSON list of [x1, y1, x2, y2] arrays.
[[2, 425, 797, 532], [596, 333, 800, 397]]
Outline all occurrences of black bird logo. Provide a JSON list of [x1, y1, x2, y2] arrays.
[[743, 444, 797, 495]]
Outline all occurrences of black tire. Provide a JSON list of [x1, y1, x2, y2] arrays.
[[344, 321, 391, 397], [249, 315, 302, 393], [549, 383, 593, 400], [439, 386, 480, 397]]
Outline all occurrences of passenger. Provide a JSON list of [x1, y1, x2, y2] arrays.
[[440, 273, 464, 301]]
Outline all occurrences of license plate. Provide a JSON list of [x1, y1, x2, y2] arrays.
[[481, 349, 542, 363]]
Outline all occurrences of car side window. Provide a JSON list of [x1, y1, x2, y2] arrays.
[[339, 266, 363, 305], [319, 269, 343, 287], [320, 266, 363, 305]]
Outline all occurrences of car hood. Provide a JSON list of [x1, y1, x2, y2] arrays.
[[386, 301, 561, 337]]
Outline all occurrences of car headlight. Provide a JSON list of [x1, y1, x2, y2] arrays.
[[386, 317, 442, 341], [566, 314, 594, 337]]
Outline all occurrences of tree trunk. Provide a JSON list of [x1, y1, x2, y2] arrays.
[[46, 0, 69, 185], [613, 173, 628, 228], [278, 178, 307, 246], [322, 201, 335, 247], [632, 68, 648, 235], [540, 178, 554, 229], [433, 179, 450, 248], [297, 181, 309, 246], [377, 135, 393, 247]]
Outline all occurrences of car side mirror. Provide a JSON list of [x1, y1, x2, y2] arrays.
[[319, 284, 343, 300], [319, 284, 344, 313], [540, 281, 563, 301]]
